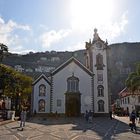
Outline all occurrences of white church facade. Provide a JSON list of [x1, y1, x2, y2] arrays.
[[32, 29, 110, 116]]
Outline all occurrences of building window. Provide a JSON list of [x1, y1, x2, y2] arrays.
[[38, 99, 45, 112], [97, 74, 103, 82], [39, 84, 46, 96], [57, 99, 61, 107], [67, 74, 79, 92], [98, 100, 104, 112], [125, 98, 127, 104], [97, 85, 104, 97], [127, 97, 130, 104], [97, 70, 103, 83], [96, 53, 104, 70]]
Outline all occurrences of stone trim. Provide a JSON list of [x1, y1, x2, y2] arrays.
[[91, 76, 94, 113], [32, 74, 51, 86], [52, 57, 93, 76], [50, 74, 53, 113]]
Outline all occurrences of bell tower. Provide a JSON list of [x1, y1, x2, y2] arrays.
[[85, 28, 109, 116]]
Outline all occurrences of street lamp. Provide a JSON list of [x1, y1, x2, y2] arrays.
[[18, 92, 21, 111]]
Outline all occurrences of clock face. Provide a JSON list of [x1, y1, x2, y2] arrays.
[[96, 42, 102, 49]]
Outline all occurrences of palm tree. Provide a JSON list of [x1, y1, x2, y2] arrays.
[[0, 43, 8, 63], [125, 64, 140, 94], [125, 64, 140, 111]]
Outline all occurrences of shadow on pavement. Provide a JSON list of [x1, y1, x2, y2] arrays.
[[11, 126, 21, 129], [26, 116, 140, 139]]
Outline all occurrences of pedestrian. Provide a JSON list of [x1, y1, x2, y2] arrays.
[[85, 110, 89, 122], [138, 111, 140, 123], [109, 111, 112, 120], [20, 108, 27, 129], [129, 110, 137, 133], [34, 109, 36, 115], [88, 110, 92, 123], [55, 111, 58, 119], [112, 111, 115, 118]]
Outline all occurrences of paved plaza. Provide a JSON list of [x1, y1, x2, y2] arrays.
[[0, 116, 140, 140]]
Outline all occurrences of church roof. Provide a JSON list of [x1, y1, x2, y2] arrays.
[[52, 56, 94, 76], [119, 87, 140, 97], [32, 73, 51, 85]]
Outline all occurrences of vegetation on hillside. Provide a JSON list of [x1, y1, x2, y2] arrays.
[[0, 43, 8, 63]]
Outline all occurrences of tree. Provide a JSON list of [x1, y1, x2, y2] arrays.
[[0, 64, 33, 112], [125, 63, 140, 94], [0, 43, 8, 63], [125, 64, 140, 111]]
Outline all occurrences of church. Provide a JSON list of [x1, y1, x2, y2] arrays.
[[32, 29, 110, 117]]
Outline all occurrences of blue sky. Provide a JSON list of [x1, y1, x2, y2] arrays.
[[0, 0, 140, 54]]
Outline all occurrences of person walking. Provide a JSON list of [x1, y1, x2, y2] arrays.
[[129, 110, 137, 133], [20, 108, 27, 129], [109, 111, 112, 120], [88, 110, 92, 123], [85, 110, 89, 122], [138, 111, 140, 123]]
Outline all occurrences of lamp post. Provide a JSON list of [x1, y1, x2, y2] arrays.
[[18, 92, 21, 112], [15, 92, 21, 116]]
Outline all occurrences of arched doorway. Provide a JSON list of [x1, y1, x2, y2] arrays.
[[65, 92, 81, 117]]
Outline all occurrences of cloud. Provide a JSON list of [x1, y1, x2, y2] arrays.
[[77, 11, 129, 44], [39, 29, 71, 49], [100, 11, 128, 42], [11, 47, 35, 54], [70, 0, 128, 43], [66, 42, 84, 51], [70, 0, 114, 32], [0, 17, 30, 34], [0, 17, 31, 52]]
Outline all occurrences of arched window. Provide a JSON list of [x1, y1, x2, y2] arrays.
[[98, 100, 104, 112], [96, 53, 104, 70], [39, 84, 46, 96], [38, 99, 45, 112], [97, 85, 104, 97], [67, 75, 79, 92]]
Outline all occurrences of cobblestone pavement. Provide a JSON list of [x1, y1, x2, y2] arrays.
[[0, 116, 140, 140]]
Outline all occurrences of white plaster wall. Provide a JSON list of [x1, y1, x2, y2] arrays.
[[52, 61, 92, 114], [120, 103, 133, 114], [92, 47, 109, 113], [33, 78, 50, 113], [120, 95, 140, 113]]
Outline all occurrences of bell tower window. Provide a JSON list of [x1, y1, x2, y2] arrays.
[[97, 85, 104, 97], [95, 53, 104, 70], [98, 100, 104, 112]]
